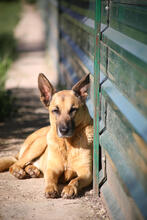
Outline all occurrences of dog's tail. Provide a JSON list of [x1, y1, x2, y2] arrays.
[[0, 156, 17, 172]]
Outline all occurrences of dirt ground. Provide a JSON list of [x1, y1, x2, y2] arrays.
[[0, 4, 109, 220]]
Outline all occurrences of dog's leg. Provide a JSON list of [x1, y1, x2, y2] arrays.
[[44, 153, 63, 199], [60, 170, 77, 183], [44, 169, 61, 198], [9, 135, 47, 179], [61, 167, 92, 199]]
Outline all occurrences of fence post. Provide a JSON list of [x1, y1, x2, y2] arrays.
[[93, 0, 101, 196]]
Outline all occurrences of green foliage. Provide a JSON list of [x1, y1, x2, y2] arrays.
[[0, 1, 21, 121], [0, 1, 21, 34], [0, 57, 11, 90], [0, 34, 17, 59], [25, 0, 37, 4], [0, 90, 16, 121]]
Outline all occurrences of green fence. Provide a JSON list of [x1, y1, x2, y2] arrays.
[[99, 1, 147, 219]]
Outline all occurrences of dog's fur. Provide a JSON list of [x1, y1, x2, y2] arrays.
[[0, 73, 93, 199]]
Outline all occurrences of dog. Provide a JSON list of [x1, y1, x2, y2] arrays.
[[0, 73, 93, 199]]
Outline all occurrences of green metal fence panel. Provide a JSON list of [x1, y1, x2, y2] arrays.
[[100, 1, 147, 219], [59, 0, 95, 114]]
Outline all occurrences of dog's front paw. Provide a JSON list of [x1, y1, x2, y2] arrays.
[[61, 185, 77, 199], [45, 184, 59, 199], [9, 164, 26, 179], [25, 165, 41, 178]]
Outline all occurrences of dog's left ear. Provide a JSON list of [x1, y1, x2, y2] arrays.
[[38, 73, 56, 107], [72, 73, 90, 101]]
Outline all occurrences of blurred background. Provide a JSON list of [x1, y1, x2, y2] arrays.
[[0, 0, 59, 121], [0, 0, 21, 120]]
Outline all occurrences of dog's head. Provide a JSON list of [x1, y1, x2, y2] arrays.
[[38, 73, 90, 138]]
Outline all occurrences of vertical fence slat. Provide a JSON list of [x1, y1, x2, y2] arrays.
[[93, 0, 101, 195]]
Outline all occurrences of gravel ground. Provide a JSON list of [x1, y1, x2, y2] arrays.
[[0, 4, 109, 220]]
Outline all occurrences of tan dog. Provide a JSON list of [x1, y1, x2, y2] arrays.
[[0, 73, 93, 199]]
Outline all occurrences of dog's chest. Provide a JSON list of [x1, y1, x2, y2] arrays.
[[58, 141, 74, 170], [58, 141, 68, 165], [58, 137, 90, 171]]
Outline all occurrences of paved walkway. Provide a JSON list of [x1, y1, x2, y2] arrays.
[[6, 4, 57, 89], [0, 4, 108, 220]]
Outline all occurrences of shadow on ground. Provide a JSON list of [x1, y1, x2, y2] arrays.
[[0, 87, 49, 153]]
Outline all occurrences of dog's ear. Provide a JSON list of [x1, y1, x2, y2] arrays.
[[72, 73, 90, 101], [38, 73, 55, 107]]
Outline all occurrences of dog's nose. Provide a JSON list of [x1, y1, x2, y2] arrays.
[[58, 121, 75, 138], [59, 125, 69, 135]]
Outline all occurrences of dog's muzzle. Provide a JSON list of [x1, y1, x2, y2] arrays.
[[57, 122, 74, 138]]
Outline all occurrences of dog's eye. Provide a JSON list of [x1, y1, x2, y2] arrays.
[[69, 107, 78, 115], [52, 108, 60, 114]]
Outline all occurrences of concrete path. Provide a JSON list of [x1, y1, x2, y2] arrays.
[[0, 4, 108, 220]]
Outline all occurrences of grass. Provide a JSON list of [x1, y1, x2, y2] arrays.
[[0, 0, 21, 121]]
